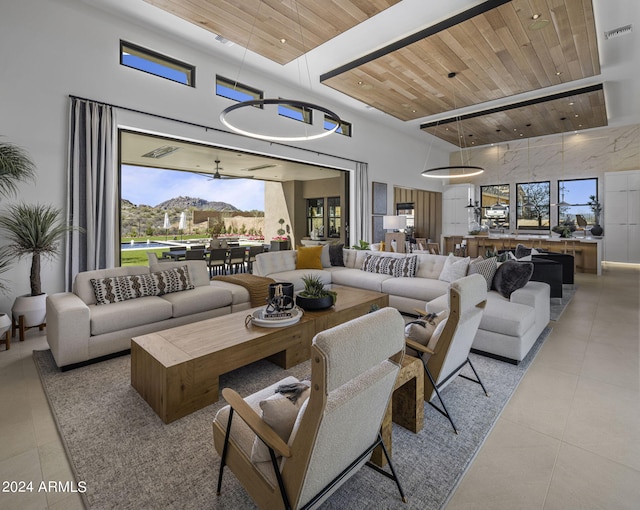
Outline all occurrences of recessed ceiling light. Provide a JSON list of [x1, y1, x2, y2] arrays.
[[529, 15, 550, 30], [556, 71, 562, 76], [280, 38, 286, 44], [568, 102, 574, 106]]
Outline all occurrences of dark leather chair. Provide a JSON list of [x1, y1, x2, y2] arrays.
[[533, 252, 574, 284], [527, 258, 563, 298]]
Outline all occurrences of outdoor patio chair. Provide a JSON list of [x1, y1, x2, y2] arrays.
[[208, 248, 228, 277], [226, 246, 247, 274], [406, 273, 489, 434], [246, 245, 264, 273], [213, 307, 407, 509]]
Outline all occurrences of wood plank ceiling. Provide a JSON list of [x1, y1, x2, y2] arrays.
[[142, 0, 401, 65], [319, 0, 606, 146], [143, 0, 607, 147]]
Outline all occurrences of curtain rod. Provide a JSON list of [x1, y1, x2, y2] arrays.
[[68, 94, 364, 166]]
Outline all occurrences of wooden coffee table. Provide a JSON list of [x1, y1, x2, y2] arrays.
[[131, 285, 388, 423]]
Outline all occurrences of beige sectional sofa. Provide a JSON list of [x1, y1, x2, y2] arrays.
[[254, 248, 550, 363], [46, 260, 251, 370]]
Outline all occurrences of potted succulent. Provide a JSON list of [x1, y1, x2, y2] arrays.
[[0, 140, 37, 341], [0, 203, 76, 328], [295, 274, 337, 311]]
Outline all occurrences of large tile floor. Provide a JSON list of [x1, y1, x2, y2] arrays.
[[0, 265, 637, 509]]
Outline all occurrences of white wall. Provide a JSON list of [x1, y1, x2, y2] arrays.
[[0, 0, 450, 311]]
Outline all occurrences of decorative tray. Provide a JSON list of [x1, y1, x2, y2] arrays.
[[245, 306, 303, 328]]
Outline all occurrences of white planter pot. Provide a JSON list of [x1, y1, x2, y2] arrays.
[[0, 313, 11, 337], [12, 294, 47, 327]]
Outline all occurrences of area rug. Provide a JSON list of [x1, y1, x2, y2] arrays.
[[550, 284, 577, 321], [34, 327, 551, 510]]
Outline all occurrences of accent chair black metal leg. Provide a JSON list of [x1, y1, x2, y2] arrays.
[[217, 409, 234, 495], [376, 433, 407, 503], [466, 357, 489, 396], [268, 448, 292, 510], [419, 354, 459, 434]]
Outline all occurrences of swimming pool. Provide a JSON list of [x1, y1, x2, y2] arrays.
[[120, 242, 174, 250]]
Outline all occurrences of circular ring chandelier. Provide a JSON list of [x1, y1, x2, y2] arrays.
[[220, 98, 342, 142], [421, 165, 484, 179]]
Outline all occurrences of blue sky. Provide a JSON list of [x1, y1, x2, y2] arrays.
[[122, 165, 265, 211]]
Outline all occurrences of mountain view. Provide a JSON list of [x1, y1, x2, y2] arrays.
[[121, 196, 264, 237]]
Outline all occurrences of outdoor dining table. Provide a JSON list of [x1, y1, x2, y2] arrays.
[[161, 249, 210, 261]]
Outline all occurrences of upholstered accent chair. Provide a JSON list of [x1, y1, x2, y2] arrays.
[[406, 274, 489, 434], [213, 307, 407, 509]]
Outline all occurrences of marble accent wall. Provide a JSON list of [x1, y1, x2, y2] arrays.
[[451, 124, 640, 230]]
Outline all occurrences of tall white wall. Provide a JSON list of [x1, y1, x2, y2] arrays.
[[0, 0, 450, 311]]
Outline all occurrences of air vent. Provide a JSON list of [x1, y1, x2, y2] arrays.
[[214, 34, 234, 47], [604, 24, 632, 40], [243, 164, 277, 172], [141, 146, 179, 159]]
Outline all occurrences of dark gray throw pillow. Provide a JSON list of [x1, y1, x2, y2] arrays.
[[329, 243, 345, 266], [492, 260, 534, 298], [515, 243, 532, 259]]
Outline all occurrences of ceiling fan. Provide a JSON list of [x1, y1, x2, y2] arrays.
[[203, 159, 248, 180]]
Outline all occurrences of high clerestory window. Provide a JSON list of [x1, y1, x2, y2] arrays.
[[215, 76, 263, 104], [278, 101, 312, 124], [120, 41, 195, 86], [324, 116, 352, 137]]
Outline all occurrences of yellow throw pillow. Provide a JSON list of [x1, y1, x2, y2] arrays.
[[296, 245, 323, 269]]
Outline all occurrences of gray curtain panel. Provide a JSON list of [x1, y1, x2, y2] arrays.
[[354, 161, 369, 245], [65, 98, 117, 290]]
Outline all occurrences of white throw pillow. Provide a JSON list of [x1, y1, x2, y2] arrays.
[[439, 254, 470, 283], [250, 383, 310, 463]]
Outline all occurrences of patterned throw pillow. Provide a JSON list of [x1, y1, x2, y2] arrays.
[[362, 254, 398, 275], [438, 254, 470, 283], [90, 266, 193, 305], [468, 257, 498, 290], [151, 265, 194, 295], [394, 255, 418, 278]]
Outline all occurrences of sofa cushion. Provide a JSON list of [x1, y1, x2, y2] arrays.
[[161, 285, 233, 317], [89, 296, 173, 336], [329, 243, 345, 266], [427, 291, 536, 338], [255, 251, 296, 276], [439, 254, 470, 283], [482, 293, 536, 337], [492, 260, 534, 298], [415, 254, 450, 280], [381, 277, 449, 302], [296, 245, 323, 270], [331, 268, 391, 292]]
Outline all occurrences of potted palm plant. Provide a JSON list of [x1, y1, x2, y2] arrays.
[[0, 203, 74, 329], [0, 140, 37, 343]]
